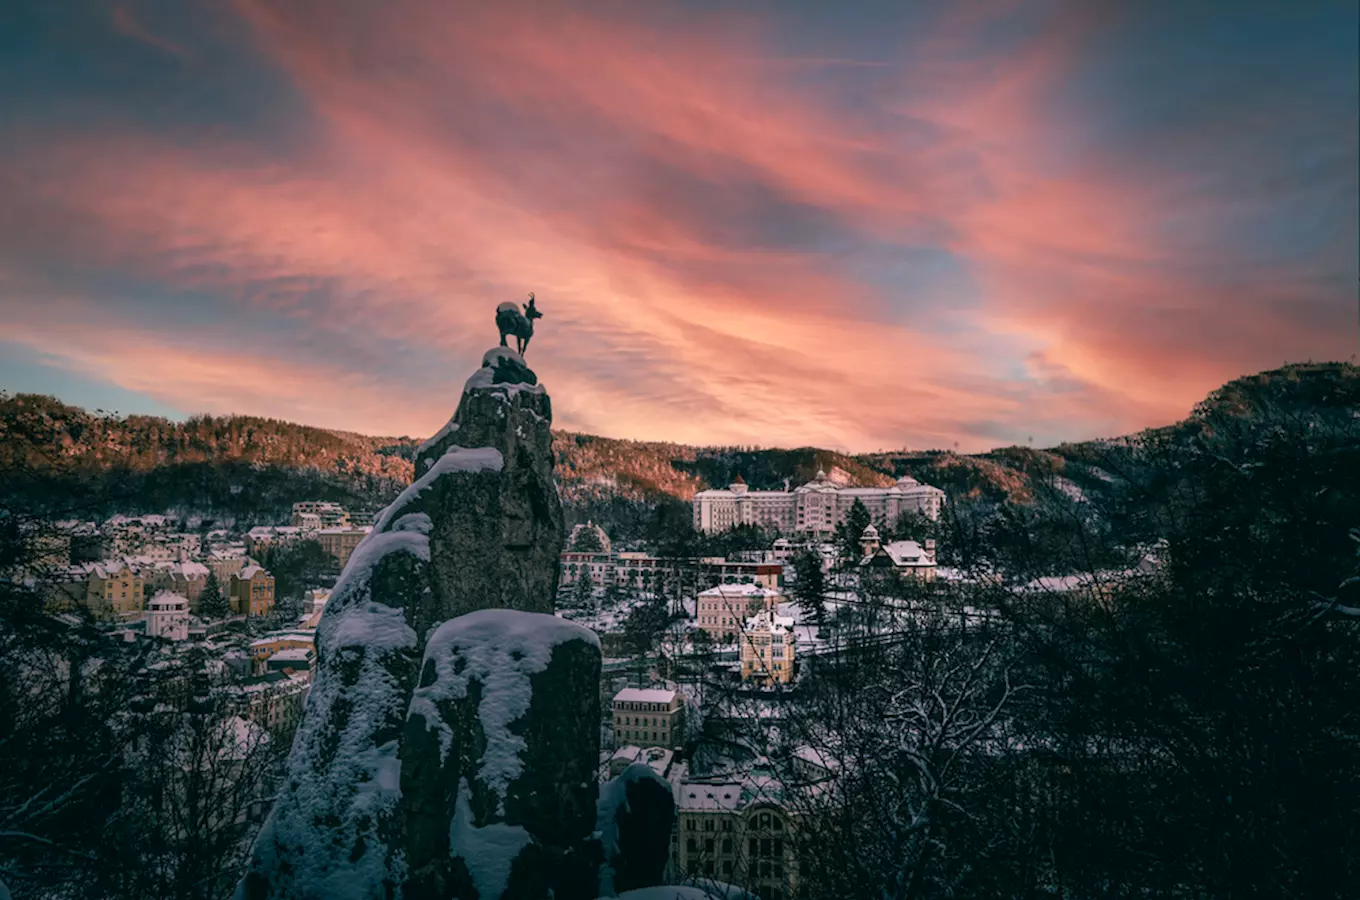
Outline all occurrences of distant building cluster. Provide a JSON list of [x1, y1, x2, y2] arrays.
[[692, 469, 946, 536], [560, 550, 784, 594], [247, 501, 371, 566]]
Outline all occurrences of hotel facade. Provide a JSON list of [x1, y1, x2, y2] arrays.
[[692, 470, 946, 537]]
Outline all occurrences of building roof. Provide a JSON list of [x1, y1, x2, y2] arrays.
[[613, 687, 678, 705], [237, 564, 267, 580], [697, 583, 781, 598], [147, 590, 188, 609], [744, 609, 796, 635], [860, 539, 936, 568]]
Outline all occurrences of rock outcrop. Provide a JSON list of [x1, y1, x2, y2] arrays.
[[240, 348, 599, 900]]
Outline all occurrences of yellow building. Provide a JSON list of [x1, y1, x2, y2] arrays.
[[86, 561, 146, 620], [249, 632, 316, 674], [230, 565, 276, 618], [675, 769, 799, 898], [611, 688, 684, 749], [317, 527, 370, 567], [740, 610, 797, 685]]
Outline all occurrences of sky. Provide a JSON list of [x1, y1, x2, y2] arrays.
[[0, 0, 1355, 453]]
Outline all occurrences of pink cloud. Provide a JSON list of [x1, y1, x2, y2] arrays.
[[0, 0, 1349, 451]]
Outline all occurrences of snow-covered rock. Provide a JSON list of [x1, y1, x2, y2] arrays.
[[241, 346, 612, 900], [596, 763, 676, 896], [404, 610, 602, 898]]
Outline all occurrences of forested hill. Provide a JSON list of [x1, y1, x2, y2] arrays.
[[3, 362, 1356, 527]]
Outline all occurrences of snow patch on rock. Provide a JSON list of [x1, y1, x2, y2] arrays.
[[374, 446, 504, 532], [449, 777, 534, 900], [416, 610, 599, 809]]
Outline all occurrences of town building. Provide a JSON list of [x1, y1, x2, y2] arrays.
[[611, 687, 684, 749], [148, 559, 211, 608], [858, 525, 938, 581], [696, 583, 783, 641], [740, 609, 797, 685], [230, 565, 276, 618], [227, 672, 312, 736], [146, 590, 190, 641], [673, 765, 799, 898], [317, 526, 370, 567], [568, 520, 611, 553], [206, 548, 250, 583], [250, 632, 316, 674], [608, 745, 674, 779], [291, 501, 351, 528], [245, 525, 312, 557], [560, 552, 784, 594], [693, 470, 946, 537], [86, 560, 147, 620], [265, 647, 314, 675]]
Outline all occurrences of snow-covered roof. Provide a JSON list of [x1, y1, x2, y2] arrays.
[[237, 564, 267, 580], [251, 632, 315, 648], [743, 609, 796, 635], [271, 647, 314, 662], [147, 590, 188, 609], [677, 782, 744, 811], [613, 687, 678, 705], [697, 583, 782, 598], [861, 539, 935, 568]]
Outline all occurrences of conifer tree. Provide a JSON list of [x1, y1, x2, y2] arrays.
[[198, 570, 228, 619], [834, 498, 872, 564]]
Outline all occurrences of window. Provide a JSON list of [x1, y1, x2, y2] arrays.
[[722, 838, 733, 853], [704, 839, 714, 853], [687, 837, 697, 852]]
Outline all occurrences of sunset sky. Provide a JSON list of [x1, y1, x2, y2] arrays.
[[1, 0, 1355, 453]]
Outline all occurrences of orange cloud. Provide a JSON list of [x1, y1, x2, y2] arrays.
[[0, 0, 1351, 451]]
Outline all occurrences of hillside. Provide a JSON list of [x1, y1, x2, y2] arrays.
[[3, 362, 1356, 529]]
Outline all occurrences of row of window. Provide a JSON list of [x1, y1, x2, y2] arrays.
[[684, 835, 785, 860]]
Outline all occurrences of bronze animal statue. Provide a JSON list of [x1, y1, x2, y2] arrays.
[[496, 293, 543, 354]]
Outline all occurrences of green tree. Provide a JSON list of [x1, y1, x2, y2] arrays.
[[571, 525, 605, 553], [890, 509, 934, 543], [570, 565, 595, 610], [262, 540, 339, 603], [198, 571, 228, 620], [792, 549, 827, 623], [834, 498, 872, 565]]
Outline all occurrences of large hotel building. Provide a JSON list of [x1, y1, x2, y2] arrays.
[[692, 469, 946, 537]]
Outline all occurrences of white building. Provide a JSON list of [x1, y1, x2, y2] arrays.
[[696, 583, 783, 641], [146, 590, 190, 641], [693, 469, 946, 537], [611, 687, 684, 749], [291, 501, 350, 529], [858, 524, 938, 581]]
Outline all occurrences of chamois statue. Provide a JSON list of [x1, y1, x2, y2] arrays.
[[496, 293, 543, 354]]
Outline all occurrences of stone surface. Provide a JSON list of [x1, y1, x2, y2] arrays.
[[403, 610, 602, 900], [597, 765, 677, 896], [240, 346, 605, 900]]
